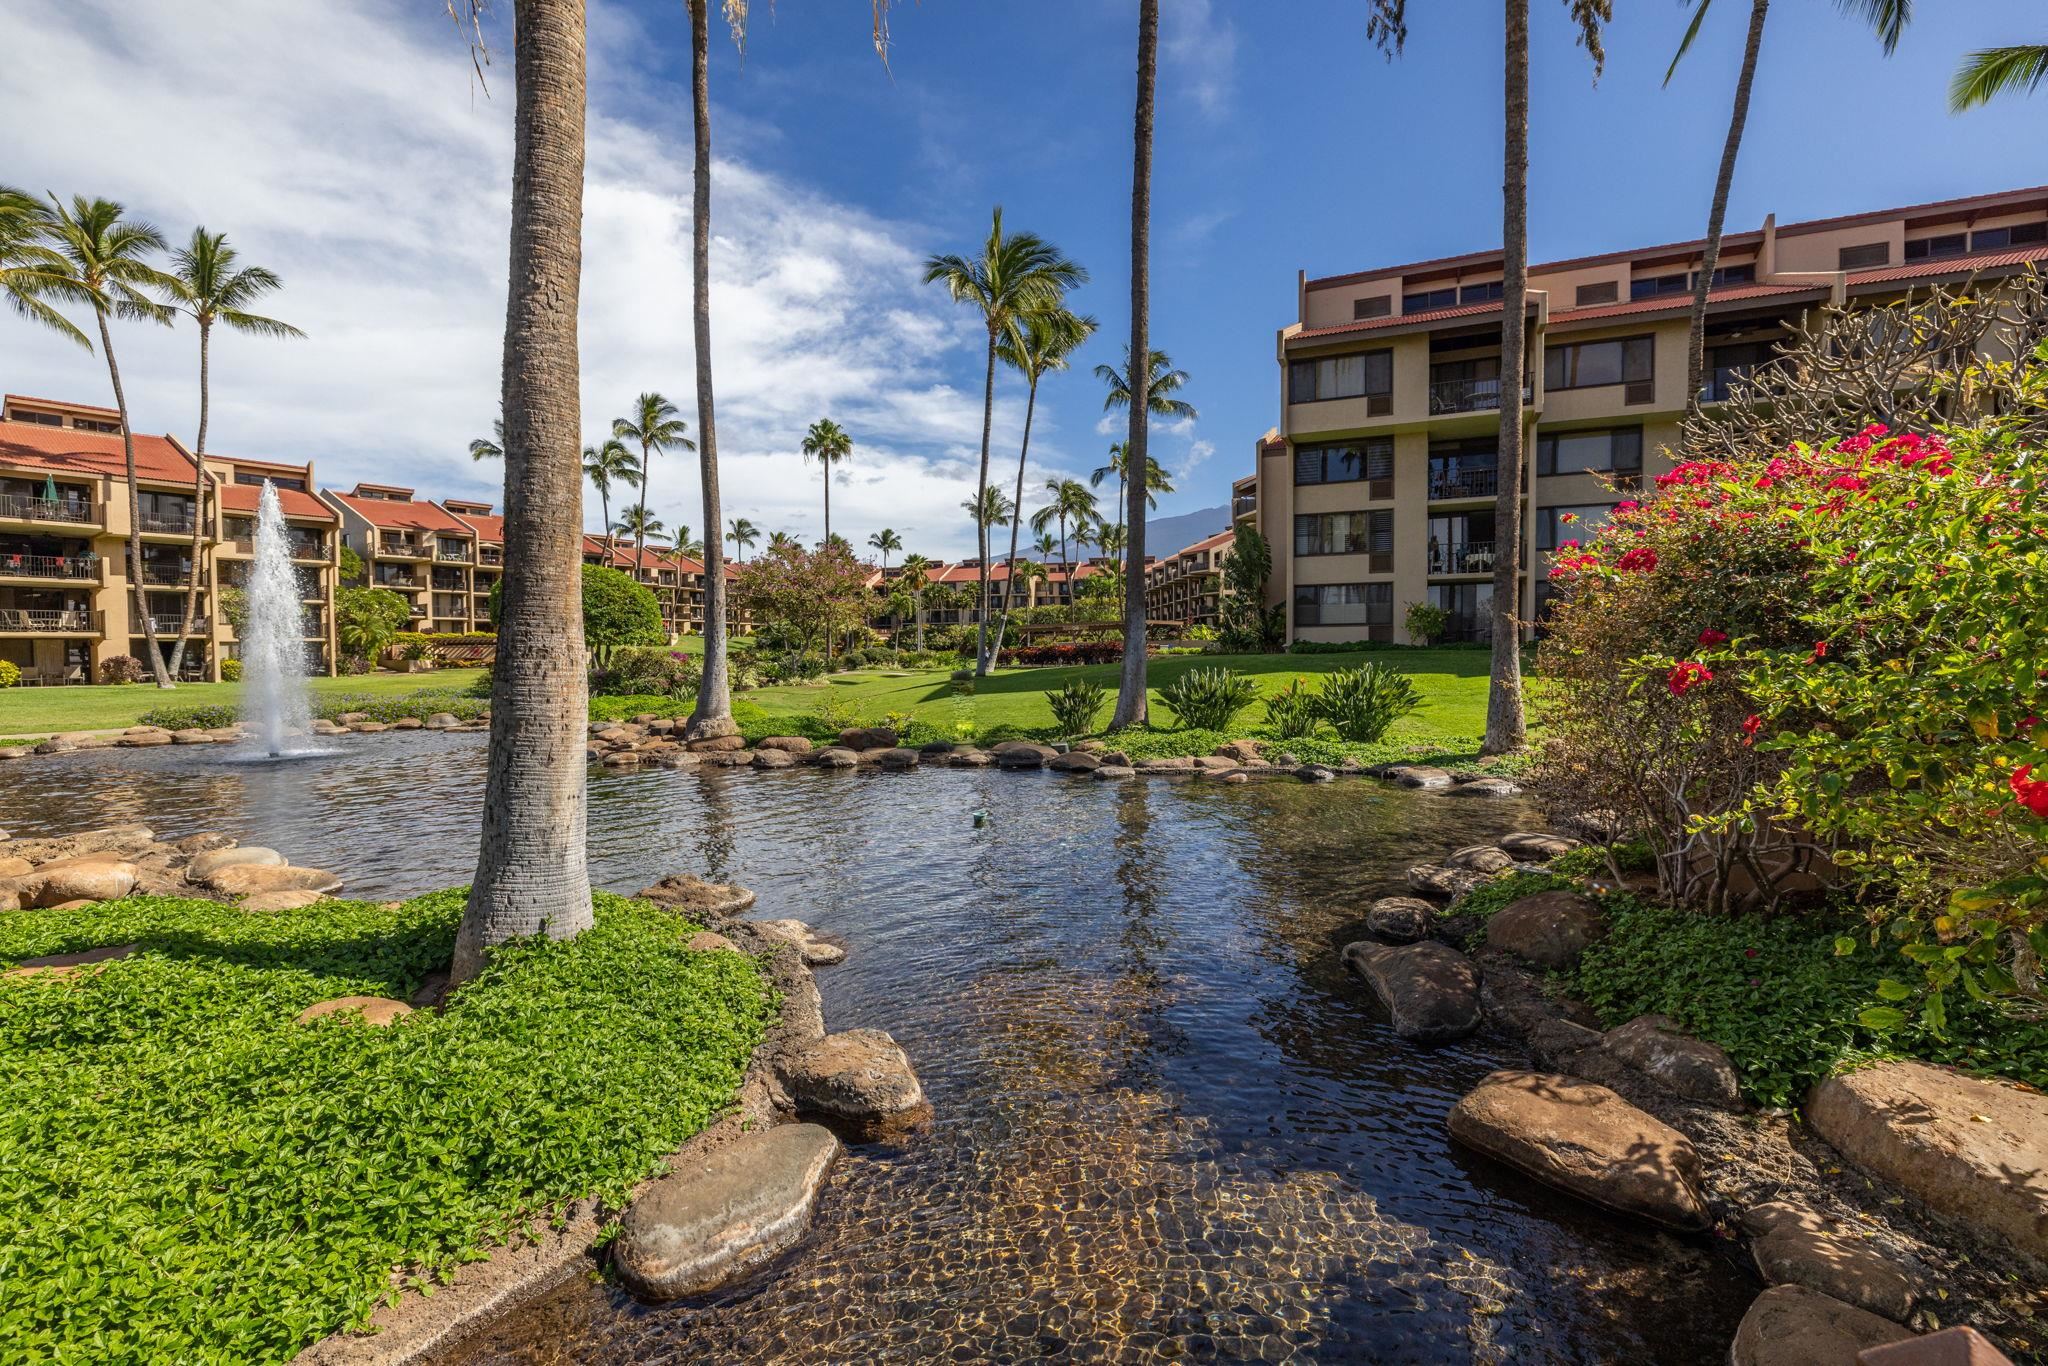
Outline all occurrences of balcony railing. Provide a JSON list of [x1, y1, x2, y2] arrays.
[[479, 549, 503, 566], [137, 509, 199, 534], [376, 573, 421, 589], [145, 613, 207, 635], [0, 607, 101, 633], [1701, 365, 1754, 404], [0, 553, 100, 581], [0, 492, 96, 525], [1428, 540, 1497, 575], [226, 535, 328, 559], [379, 538, 427, 558], [1427, 376, 1530, 415], [1231, 493, 1257, 521], [139, 563, 206, 587], [1427, 466, 1499, 500], [437, 545, 472, 563]]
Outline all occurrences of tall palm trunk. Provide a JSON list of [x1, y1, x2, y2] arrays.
[[1058, 511, 1068, 567], [989, 375, 1040, 668], [1685, 0, 1770, 411], [632, 438, 651, 565], [169, 317, 211, 680], [96, 306, 173, 687], [1112, 0, 1157, 728], [454, 0, 594, 985], [1483, 0, 1530, 754], [685, 0, 734, 740], [971, 330, 997, 675], [822, 463, 831, 543]]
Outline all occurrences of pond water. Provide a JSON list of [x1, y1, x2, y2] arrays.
[[3, 736, 1755, 1363]]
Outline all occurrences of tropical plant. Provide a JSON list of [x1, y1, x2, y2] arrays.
[[335, 586, 412, 666], [962, 486, 1015, 533], [992, 306, 1097, 665], [726, 517, 759, 563], [1404, 599, 1451, 647], [1088, 441, 1175, 538], [582, 437, 639, 544], [1095, 345, 1197, 422], [1157, 666, 1258, 732], [163, 228, 303, 679], [488, 564, 662, 665], [591, 646, 699, 701], [97, 654, 145, 685], [0, 659, 20, 688], [469, 418, 505, 461], [868, 527, 902, 571], [1217, 525, 1283, 652], [897, 551, 933, 650], [1315, 663, 1421, 743], [730, 537, 874, 656], [1263, 676, 1323, 740], [767, 530, 796, 552], [1094, 521, 1127, 563], [1030, 529, 1059, 562], [0, 186, 84, 346], [670, 525, 705, 558], [612, 391, 693, 568], [801, 418, 853, 543], [612, 506, 664, 545], [1950, 41, 2048, 111], [922, 207, 1086, 675], [37, 195, 179, 687], [1047, 677, 1108, 740]]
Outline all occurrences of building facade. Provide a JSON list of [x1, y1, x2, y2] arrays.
[[1143, 530, 1233, 630], [1245, 184, 2048, 645], [209, 455, 342, 675], [323, 483, 483, 635]]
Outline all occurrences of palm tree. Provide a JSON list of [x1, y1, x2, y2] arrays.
[[801, 418, 853, 544], [454, 0, 595, 984], [727, 516, 759, 562], [470, 419, 505, 461], [669, 524, 705, 557], [1031, 530, 1058, 562], [868, 527, 902, 572], [163, 228, 304, 679], [923, 207, 1086, 675], [1485, 0, 1611, 755], [1095, 345, 1197, 422], [897, 551, 934, 649], [1095, 520, 1128, 566], [1089, 441, 1174, 539], [1668, 0, 1908, 407], [962, 486, 1015, 533], [582, 437, 639, 545], [0, 187, 85, 347], [614, 506, 665, 545], [991, 307, 1096, 665], [1951, 44, 2048, 110], [40, 196, 179, 687], [1110, 0, 1161, 734], [767, 530, 797, 552], [612, 391, 693, 568], [1032, 476, 1096, 565]]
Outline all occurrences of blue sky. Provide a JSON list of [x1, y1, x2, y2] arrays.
[[2, 0, 2041, 558]]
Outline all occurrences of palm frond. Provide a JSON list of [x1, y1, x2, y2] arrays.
[[1950, 45, 2048, 112], [1834, 0, 1909, 55], [1663, 0, 1715, 85]]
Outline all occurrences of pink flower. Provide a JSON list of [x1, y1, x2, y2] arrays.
[[2013, 765, 2048, 820], [1698, 628, 1729, 647], [1740, 714, 1763, 746], [1616, 547, 1658, 573], [1809, 640, 1829, 662], [1667, 661, 1713, 698]]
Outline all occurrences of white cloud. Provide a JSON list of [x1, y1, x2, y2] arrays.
[[1161, 0, 1239, 120], [0, 0, 1024, 559]]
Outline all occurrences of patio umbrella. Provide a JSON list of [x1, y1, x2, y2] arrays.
[[40, 474, 57, 503]]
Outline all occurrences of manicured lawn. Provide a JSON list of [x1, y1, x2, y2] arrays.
[[0, 890, 772, 1364], [0, 669, 488, 738]]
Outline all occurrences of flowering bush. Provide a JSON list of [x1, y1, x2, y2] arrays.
[[1007, 641, 1123, 667], [98, 655, 144, 686], [0, 660, 18, 689], [219, 658, 243, 684]]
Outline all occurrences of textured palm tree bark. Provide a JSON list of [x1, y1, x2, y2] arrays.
[[1685, 0, 1770, 411], [454, 0, 594, 983], [1483, 0, 1530, 755], [168, 317, 211, 680], [97, 306, 174, 687], [1112, 0, 1157, 729], [686, 0, 734, 739]]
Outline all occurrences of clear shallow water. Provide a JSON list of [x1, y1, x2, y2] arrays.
[[2, 735, 1755, 1363]]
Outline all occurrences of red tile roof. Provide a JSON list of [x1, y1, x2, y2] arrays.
[[220, 482, 336, 521], [1171, 530, 1234, 556], [327, 489, 473, 534], [1846, 244, 2048, 287], [445, 504, 506, 543], [0, 419, 198, 483], [2, 393, 120, 417]]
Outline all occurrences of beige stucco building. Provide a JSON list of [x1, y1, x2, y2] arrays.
[[1243, 184, 2048, 644], [1143, 530, 1233, 630]]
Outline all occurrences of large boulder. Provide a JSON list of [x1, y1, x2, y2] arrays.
[[751, 747, 798, 770], [22, 856, 140, 907], [1727, 1285, 1913, 1366], [1092, 763, 1136, 781], [209, 865, 343, 897], [756, 736, 814, 754], [1447, 1070, 1711, 1231], [748, 918, 847, 967], [809, 747, 859, 769], [1744, 1205, 1915, 1322], [837, 726, 898, 752], [876, 748, 920, 771], [296, 996, 413, 1027], [1500, 831, 1581, 861], [613, 1123, 840, 1301], [778, 1029, 926, 1125], [1390, 765, 1454, 790], [1048, 751, 1100, 774], [1447, 844, 1517, 875], [0, 855, 31, 879], [1364, 896, 1435, 944], [1806, 1060, 2048, 1262], [1406, 863, 1485, 901], [687, 733, 748, 753], [1485, 890, 1604, 969], [1449, 777, 1521, 799], [996, 744, 1056, 770], [188, 846, 285, 882], [240, 889, 329, 913], [172, 832, 236, 856], [1340, 940, 1481, 1043], [1213, 739, 1264, 764], [1600, 1014, 1743, 1108], [635, 874, 756, 919]]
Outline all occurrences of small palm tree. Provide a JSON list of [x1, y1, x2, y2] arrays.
[[868, 527, 902, 572], [727, 516, 759, 562], [1096, 345, 1198, 422], [672, 525, 705, 557], [1951, 43, 2048, 109], [1089, 442, 1174, 538], [923, 207, 1086, 674], [823, 531, 852, 552], [39, 195, 180, 686], [164, 228, 303, 679], [0, 187, 85, 347], [897, 551, 933, 649], [582, 437, 640, 545], [1095, 521, 1128, 565], [767, 530, 797, 552], [962, 486, 1015, 534], [993, 306, 1096, 664], [613, 392, 693, 567], [613, 506, 665, 546], [801, 418, 853, 543], [1032, 530, 1058, 561], [1031, 476, 1097, 564], [470, 419, 505, 461]]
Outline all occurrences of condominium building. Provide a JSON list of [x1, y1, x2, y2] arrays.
[[209, 455, 342, 675], [444, 500, 504, 624], [1143, 530, 1234, 630], [1244, 184, 2048, 644], [323, 483, 483, 635]]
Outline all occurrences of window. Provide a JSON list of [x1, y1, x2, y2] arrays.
[[74, 419, 121, 434], [1294, 438, 1393, 487], [1459, 280, 1504, 305], [1971, 222, 2048, 252], [1538, 503, 1616, 550], [1288, 350, 1392, 404], [1904, 233, 1967, 262], [1838, 241, 1890, 270], [1704, 339, 1774, 400], [1293, 581, 1392, 628], [1574, 281, 1618, 307], [1428, 583, 1495, 642], [1427, 439, 1499, 499], [1543, 335, 1654, 390], [1402, 286, 1458, 313], [1696, 262, 1756, 288], [1630, 272, 1688, 300], [235, 471, 306, 491], [1293, 509, 1393, 557], [6, 410, 62, 426], [1353, 295, 1392, 320], [1536, 427, 1642, 477]]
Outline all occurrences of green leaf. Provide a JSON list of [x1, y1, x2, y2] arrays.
[[1874, 978, 1912, 1001], [1857, 1006, 1908, 1030], [1832, 936, 1857, 957]]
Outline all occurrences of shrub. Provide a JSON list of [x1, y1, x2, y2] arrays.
[[1455, 871, 1578, 924], [1314, 663, 1420, 742], [1006, 641, 1122, 667], [335, 587, 411, 667], [1183, 624, 1218, 643], [1403, 600, 1450, 646], [219, 657, 243, 683], [1157, 667, 1259, 732], [591, 648, 698, 701], [98, 655, 144, 685], [1217, 525, 1284, 652], [1047, 678, 1107, 740], [758, 650, 826, 685], [487, 565, 663, 663], [1263, 676, 1323, 741], [0, 660, 18, 689], [311, 688, 487, 725], [137, 702, 239, 731]]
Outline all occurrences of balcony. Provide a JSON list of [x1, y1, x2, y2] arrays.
[[0, 607, 101, 634], [1428, 376, 1531, 415], [0, 492, 98, 527], [138, 508, 200, 535], [479, 548, 503, 566], [436, 544, 472, 563], [143, 613, 209, 636], [1701, 365, 1754, 404], [1428, 540, 1497, 576], [375, 572, 421, 590], [1427, 466, 1499, 501], [0, 553, 102, 583], [138, 563, 206, 588], [379, 537, 428, 559]]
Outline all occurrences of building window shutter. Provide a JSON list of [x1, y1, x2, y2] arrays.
[[1575, 280, 1618, 307], [1366, 438, 1395, 499]]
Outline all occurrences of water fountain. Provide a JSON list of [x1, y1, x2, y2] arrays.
[[242, 481, 317, 758]]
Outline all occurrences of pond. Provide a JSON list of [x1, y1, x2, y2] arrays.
[[3, 735, 1755, 1362]]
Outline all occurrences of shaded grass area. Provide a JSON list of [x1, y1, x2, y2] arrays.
[[0, 891, 772, 1365], [0, 668, 489, 738]]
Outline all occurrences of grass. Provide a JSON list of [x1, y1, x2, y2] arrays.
[[0, 890, 773, 1365], [0, 669, 488, 739]]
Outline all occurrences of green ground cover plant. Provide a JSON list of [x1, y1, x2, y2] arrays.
[[0, 669, 491, 738], [0, 891, 772, 1364]]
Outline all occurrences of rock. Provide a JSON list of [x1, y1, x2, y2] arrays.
[[1390, 765, 1454, 790], [1296, 764, 1336, 782], [295, 996, 413, 1027], [170, 728, 213, 745], [1099, 750, 1131, 767], [1213, 739, 1264, 764], [1133, 756, 1196, 772], [1340, 940, 1482, 1043], [0, 747, 31, 761], [334, 711, 370, 724], [1727, 1285, 1912, 1366], [1092, 764, 1136, 781], [1500, 831, 1581, 861], [1048, 751, 1100, 773], [1450, 777, 1522, 798], [1406, 863, 1484, 901], [751, 748, 797, 770], [636, 874, 757, 919], [207, 865, 344, 897], [686, 931, 738, 953], [425, 712, 460, 729], [390, 716, 424, 730], [310, 719, 346, 736], [239, 889, 329, 912], [1364, 896, 1435, 944], [703, 750, 760, 768], [1200, 766, 1247, 783], [779, 1028, 926, 1124], [997, 744, 1055, 770], [1447, 844, 1518, 875], [1806, 1060, 2048, 1261], [947, 749, 994, 767], [1858, 1328, 2017, 1366], [654, 750, 703, 769], [917, 741, 956, 758], [0, 856, 30, 879], [1191, 755, 1238, 771], [117, 730, 173, 747], [1600, 1014, 1743, 1108], [1742, 1201, 1834, 1239], [350, 721, 389, 734], [685, 714, 740, 742], [687, 733, 748, 753], [0, 885, 18, 911], [613, 1123, 840, 1300], [601, 751, 646, 767], [1526, 1017, 1607, 1069], [756, 736, 814, 754], [188, 846, 284, 881], [1749, 1221, 1916, 1322], [749, 918, 847, 967], [24, 857, 139, 907], [876, 748, 920, 771], [631, 713, 661, 726], [837, 726, 898, 752], [809, 747, 859, 768], [1485, 890, 1604, 970], [172, 832, 236, 855], [1447, 1070, 1711, 1231]]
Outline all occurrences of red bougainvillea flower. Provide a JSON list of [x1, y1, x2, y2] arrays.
[[1616, 547, 1658, 573], [2012, 765, 2048, 819], [1667, 661, 1713, 698], [1614, 500, 1641, 514], [1808, 641, 1829, 662], [1699, 628, 1729, 647], [1740, 714, 1763, 746]]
